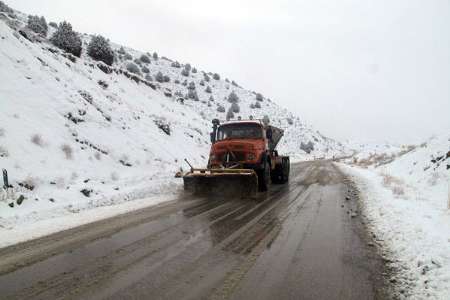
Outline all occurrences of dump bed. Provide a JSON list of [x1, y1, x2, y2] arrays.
[[267, 125, 284, 151]]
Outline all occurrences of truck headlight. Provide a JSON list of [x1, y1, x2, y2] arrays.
[[247, 153, 255, 160]]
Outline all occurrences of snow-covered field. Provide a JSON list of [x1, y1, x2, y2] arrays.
[[0, 5, 347, 244], [339, 134, 450, 299]]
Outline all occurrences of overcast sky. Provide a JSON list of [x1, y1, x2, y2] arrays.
[[8, 0, 450, 144]]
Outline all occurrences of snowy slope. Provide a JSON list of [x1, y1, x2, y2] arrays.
[[340, 134, 450, 299], [0, 7, 347, 232]]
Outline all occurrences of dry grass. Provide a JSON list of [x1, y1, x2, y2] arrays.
[[0, 146, 8, 157], [381, 173, 406, 197], [31, 134, 44, 146], [61, 144, 73, 159]]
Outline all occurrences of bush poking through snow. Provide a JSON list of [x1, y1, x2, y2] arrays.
[[0, 1, 13, 13], [213, 73, 220, 80], [145, 74, 153, 81], [152, 52, 158, 60], [204, 73, 210, 82], [231, 102, 240, 113], [256, 93, 263, 101], [163, 75, 170, 82], [31, 134, 44, 147], [254, 101, 261, 109], [287, 118, 294, 125], [0, 146, 8, 158], [48, 21, 57, 28], [154, 119, 171, 135], [205, 86, 212, 93], [226, 108, 234, 120], [141, 66, 149, 73], [171, 61, 181, 68], [87, 35, 115, 66], [126, 62, 141, 75], [181, 66, 190, 77], [188, 81, 196, 90], [227, 91, 239, 103], [50, 21, 82, 57], [155, 71, 164, 83], [188, 89, 199, 101], [140, 54, 150, 63], [61, 144, 73, 159], [192, 67, 197, 73], [27, 15, 48, 36], [300, 141, 315, 154]]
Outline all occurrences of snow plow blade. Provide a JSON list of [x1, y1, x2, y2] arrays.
[[183, 168, 258, 198]]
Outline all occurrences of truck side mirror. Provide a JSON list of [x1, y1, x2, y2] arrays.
[[210, 132, 216, 144], [266, 128, 272, 140]]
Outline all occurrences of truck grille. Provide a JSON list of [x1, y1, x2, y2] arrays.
[[218, 151, 246, 162]]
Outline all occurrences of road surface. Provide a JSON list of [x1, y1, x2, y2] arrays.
[[0, 161, 388, 299]]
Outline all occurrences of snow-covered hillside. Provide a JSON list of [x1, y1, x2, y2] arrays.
[[340, 134, 450, 299], [0, 5, 346, 232]]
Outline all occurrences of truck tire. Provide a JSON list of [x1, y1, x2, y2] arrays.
[[258, 158, 270, 191], [281, 158, 290, 183]]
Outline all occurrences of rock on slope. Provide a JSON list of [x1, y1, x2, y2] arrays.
[[0, 5, 347, 226]]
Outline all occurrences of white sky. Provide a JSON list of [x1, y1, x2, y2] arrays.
[[7, 0, 450, 144]]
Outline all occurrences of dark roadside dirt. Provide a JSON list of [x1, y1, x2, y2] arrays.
[[0, 161, 391, 299]]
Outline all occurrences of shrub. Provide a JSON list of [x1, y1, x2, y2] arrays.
[[217, 104, 225, 112], [181, 68, 190, 77], [118, 47, 126, 54], [49, 21, 57, 28], [0, 146, 8, 158], [27, 15, 48, 36], [145, 74, 153, 81], [141, 66, 149, 73], [154, 119, 171, 135], [61, 144, 73, 159], [227, 91, 239, 103], [254, 101, 261, 108], [163, 75, 170, 82], [124, 53, 132, 60], [155, 71, 164, 83], [152, 52, 158, 60], [133, 58, 142, 66], [87, 35, 114, 66], [126, 62, 141, 75], [287, 118, 294, 125], [0, 1, 13, 14], [213, 73, 220, 80], [192, 67, 197, 73], [31, 134, 44, 146], [209, 95, 214, 102], [188, 81, 196, 90], [188, 89, 199, 101], [50, 21, 82, 57], [226, 108, 234, 120], [171, 61, 181, 68], [300, 141, 315, 154], [184, 63, 191, 71], [205, 86, 212, 93], [140, 54, 150, 63], [199, 80, 205, 86], [231, 102, 240, 113], [204, 73, 210, 82], [256, 93, 263, 101]]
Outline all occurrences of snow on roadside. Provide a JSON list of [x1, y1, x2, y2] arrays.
[[338, 163, 450, 299], [0, 191, 180, 249]]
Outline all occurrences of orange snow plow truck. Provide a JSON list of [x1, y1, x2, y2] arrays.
[[181, 118, 290, 197]]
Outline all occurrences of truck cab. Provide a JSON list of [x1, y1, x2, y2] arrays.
[[208, 119, 290, 190]]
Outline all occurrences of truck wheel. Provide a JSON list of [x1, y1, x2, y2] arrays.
[[280, 158, 290, 183], [258, 159, 270, 191]]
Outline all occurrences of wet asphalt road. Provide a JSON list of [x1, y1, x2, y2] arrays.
[[0, 161, 387, 299]]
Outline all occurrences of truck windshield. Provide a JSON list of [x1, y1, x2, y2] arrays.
[[217, 123, 263, 141]]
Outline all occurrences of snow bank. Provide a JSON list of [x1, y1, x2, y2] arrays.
[[338, 134, 450, 299]]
